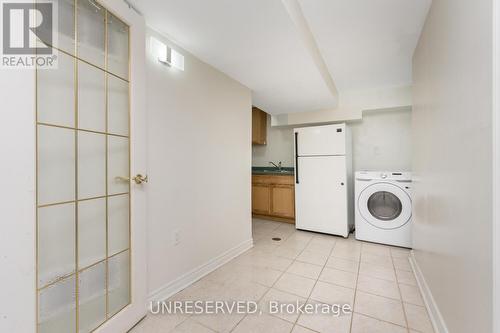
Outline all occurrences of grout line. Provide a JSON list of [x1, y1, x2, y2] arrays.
[[293, 324, 321, 333], [169, 221, 300, 333], [347, 239, 362, 333], [351, 311, 410, 330], [348, 277, 402, 301], [226, 222, 313, 333], [391, 249, 411, 332], [288, 232, 338, 333], [155, 221, 417, 333], [229, 226, 312, 333], [263, 231, 314, 333]]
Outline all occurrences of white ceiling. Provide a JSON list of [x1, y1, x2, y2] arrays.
[[130, 0, 431, 115], [299, 0, 431, 91]]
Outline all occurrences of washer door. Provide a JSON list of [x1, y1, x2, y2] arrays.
[[358, 183, 411, 230]]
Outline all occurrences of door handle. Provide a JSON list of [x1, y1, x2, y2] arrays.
[[295, 132, 299, 184], [133, 174, 148, 185], [115, 176, 130, 182], [115, 174, 149, 185]]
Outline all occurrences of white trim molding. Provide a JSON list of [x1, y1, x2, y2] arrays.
[[409, 251, 449, 333], [148, 239, 254, 303]]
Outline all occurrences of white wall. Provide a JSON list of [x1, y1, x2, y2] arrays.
[[253, 109, 412, 173], [412, 0, 493, 332], [252, 115, 294, 167], [272, 84, 412, 126], [350, 108, 412, 172], [145, 29, 253, 300]]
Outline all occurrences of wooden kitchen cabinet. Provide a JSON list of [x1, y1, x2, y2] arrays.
[[252, 174, 295, 223], [252, 106, 267, 145], [270, 185, 295, 219], [252, 183, 271, 215]]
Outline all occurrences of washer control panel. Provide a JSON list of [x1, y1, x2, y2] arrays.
[[355, 171, 412, 182]]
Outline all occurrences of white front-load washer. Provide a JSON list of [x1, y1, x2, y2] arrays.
[[355, 171, 412, 248]]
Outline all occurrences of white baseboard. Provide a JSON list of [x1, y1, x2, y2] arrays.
[[148, 238, 254, 303], [409, 251, 449, 333]]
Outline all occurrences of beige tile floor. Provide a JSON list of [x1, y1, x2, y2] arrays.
[[131, 219, 434, 333]]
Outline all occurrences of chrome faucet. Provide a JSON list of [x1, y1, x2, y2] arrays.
[[269, 161, 282, 171]]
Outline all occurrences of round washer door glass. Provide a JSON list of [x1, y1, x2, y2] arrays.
[[358, 182, 411, 230], [367, 191, 402, 221]]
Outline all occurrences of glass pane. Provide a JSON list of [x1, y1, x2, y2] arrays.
[[38, 275, 76, 333], [107, 13, 129, 79], [37, 1, 132, 330], [37, 51, 75, 127], [108, 250, 130, 317], [78, 198, 106, 269], [78, 132, 106, 199], [107, 76, 129, 136], [78, 61, 105, 132], [367, 191, 403, 221], [37, 0, 75, 55], [108, 194, 129, 256], [77, 0, 105, 68], [38, 203, 75, 286], [79, 262, 106, 333], [38, 125, 75, 205], [107, 136, 129, 195]]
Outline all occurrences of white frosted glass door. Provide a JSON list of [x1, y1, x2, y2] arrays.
[[36, 2, 131, 332]]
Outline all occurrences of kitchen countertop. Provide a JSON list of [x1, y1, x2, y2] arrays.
[[252, 167, 295, 175]]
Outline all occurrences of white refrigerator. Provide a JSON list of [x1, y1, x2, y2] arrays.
[[294, 123, 353, 237]]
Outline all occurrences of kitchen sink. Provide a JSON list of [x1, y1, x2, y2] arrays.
[[260, 169, 293, 174]]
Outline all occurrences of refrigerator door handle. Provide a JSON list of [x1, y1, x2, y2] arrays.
[[295, 132, 299, 184]]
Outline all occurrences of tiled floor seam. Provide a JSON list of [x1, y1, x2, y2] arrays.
[[263, 235, 315, 333], [289, 238, 337, 333], [189, 318, 219, 332], [390, 252, 411, 333], [138, 221, 423, 333], [355, 272, 404, 301], [324, 263, 359, 274], [190, 234, 283, 333], [293, 324, 322, 333], [351, 311, 411, 331], [348, 242, 363, 333], [229, 233, 314, 333]]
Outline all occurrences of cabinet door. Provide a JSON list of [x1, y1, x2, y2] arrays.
[[271, 185, 295, 218], [252, 109, 260, 144], [252, 184, 271, 214], [252, 107, 267, 145]]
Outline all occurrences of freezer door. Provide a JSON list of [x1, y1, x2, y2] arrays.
[[295, 124, 346, 156], [295, 155, 348, 237]]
